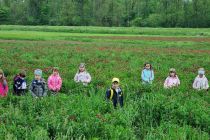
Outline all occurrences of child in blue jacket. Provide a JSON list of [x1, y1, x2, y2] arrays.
[[141, 63, 154, 84]]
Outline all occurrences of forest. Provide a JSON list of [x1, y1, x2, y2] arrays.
[[0, 0, 210, 27]]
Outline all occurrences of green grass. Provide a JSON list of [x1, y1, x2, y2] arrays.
[[0, 25, 209, 139]]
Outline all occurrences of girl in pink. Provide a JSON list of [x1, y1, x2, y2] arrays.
[[0, 69, 8, 97], [48, 67, 62, 94], [164, 68, 180, 89]]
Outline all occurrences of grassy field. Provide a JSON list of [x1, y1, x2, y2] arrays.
[[0, 25, 209, 139]]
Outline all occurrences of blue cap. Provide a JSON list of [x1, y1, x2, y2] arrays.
[[34, 69, 42, 76]]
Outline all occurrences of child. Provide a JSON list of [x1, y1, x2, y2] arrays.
[[141, 63, 154, 84], [0, 69, 8, 97], [48, 67, 62, 94], [74, 63, 91, 86], [193, 68, 209, 91], [106, 78, 123, 108], [30, 69, 47, 98], [13, 70, 27, 96], [164, 68, 180, 89]]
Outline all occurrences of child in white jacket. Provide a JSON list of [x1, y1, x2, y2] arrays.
[[74, 63, 91, 86], [193, 68, 209, 91]]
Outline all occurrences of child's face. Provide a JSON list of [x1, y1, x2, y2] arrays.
[[112, 82, 119, 89], [53, 70, 58, 75], [0, 74, 2, 78], [35, 75, 41, 80], [145, 64, 151, 70], [79, 67, 85, 72], [170, 72, 176, 77], [199, 74, 204, 78]]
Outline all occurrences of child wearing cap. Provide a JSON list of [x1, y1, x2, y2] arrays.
[[193, 68, 209, 91], [0, 69, 8, 97], [141, 63, 154, 84], [13, 70, 27, 96], [106, 78, 123, 108], [74, 63, 91, 86], [164, 68, 180, 89], [30, 69, 47, 98], [48, 67, 62, 94]]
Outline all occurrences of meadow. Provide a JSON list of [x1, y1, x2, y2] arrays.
[[0, 25, 209, 140]]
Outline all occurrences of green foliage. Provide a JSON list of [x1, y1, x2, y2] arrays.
[[0, 26, 209, 139], [1, 0, 210, 27]]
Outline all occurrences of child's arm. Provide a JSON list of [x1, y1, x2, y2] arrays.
[[56, 77, 62, 90], [192, 77, 198, 89], [106, 89, 111, 100], [29, 83, 37, 97], [164, 77, 169, 88], [47, 76, 54, 90], [141, 70, 148, 82], [177, 76, 180, 86], [151, 70, 154, 81], [3, 83, 8, 96], [86, 73, 91, 83], [43, 82, 48, 96], [204, 78, 209, 90], [74, 73, 79, 82]]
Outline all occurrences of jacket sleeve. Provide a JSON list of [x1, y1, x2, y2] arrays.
[[204, 78, 209, 89], [86, 73, 91, 83], [3, 81, 8, 96], [47, 76, 53, 90], [43, 82, 48, 96], [177, 76, 180, 85], [106, 89, 111, 100], [193, 77, 198, 89], [164, 77, 169, 88], [56, 77, 62, 90], [151, 70, 154, 81], [74, 73, 79, 82], [141, 70, 148, 82], [29, 82, 37, 97]]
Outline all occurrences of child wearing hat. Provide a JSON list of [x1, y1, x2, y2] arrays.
[[0, 69, 8, 97], [48, 67, 62, 94], [13, 70, 27, 96], [106, 78, 123, 108], [74, 63, 91, 86], [164, 68, 180, 89], [193, 68, 209, 91], [30, 69, 47, 98], [141, 63, 154, 84]]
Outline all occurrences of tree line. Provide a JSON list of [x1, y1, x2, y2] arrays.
[[0, 0, 210, 27]]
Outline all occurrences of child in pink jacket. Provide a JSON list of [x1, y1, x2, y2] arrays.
[[0, 69, 8, 97], [48, 67, 62, 94], [164, 68, 180, 89]]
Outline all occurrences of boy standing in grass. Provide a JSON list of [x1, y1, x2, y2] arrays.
[[13, 70, 27, 96], [106, 78, 123, 108], [30, 69, 47, 98], [193, 68, 209, 91]]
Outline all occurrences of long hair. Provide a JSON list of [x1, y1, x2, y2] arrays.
[[0, 72, 6, 84], [143, 63, 153, 70]]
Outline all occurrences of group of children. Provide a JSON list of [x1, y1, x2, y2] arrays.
[[0, 63, 209, 108], [142, 63, 209, 90]]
